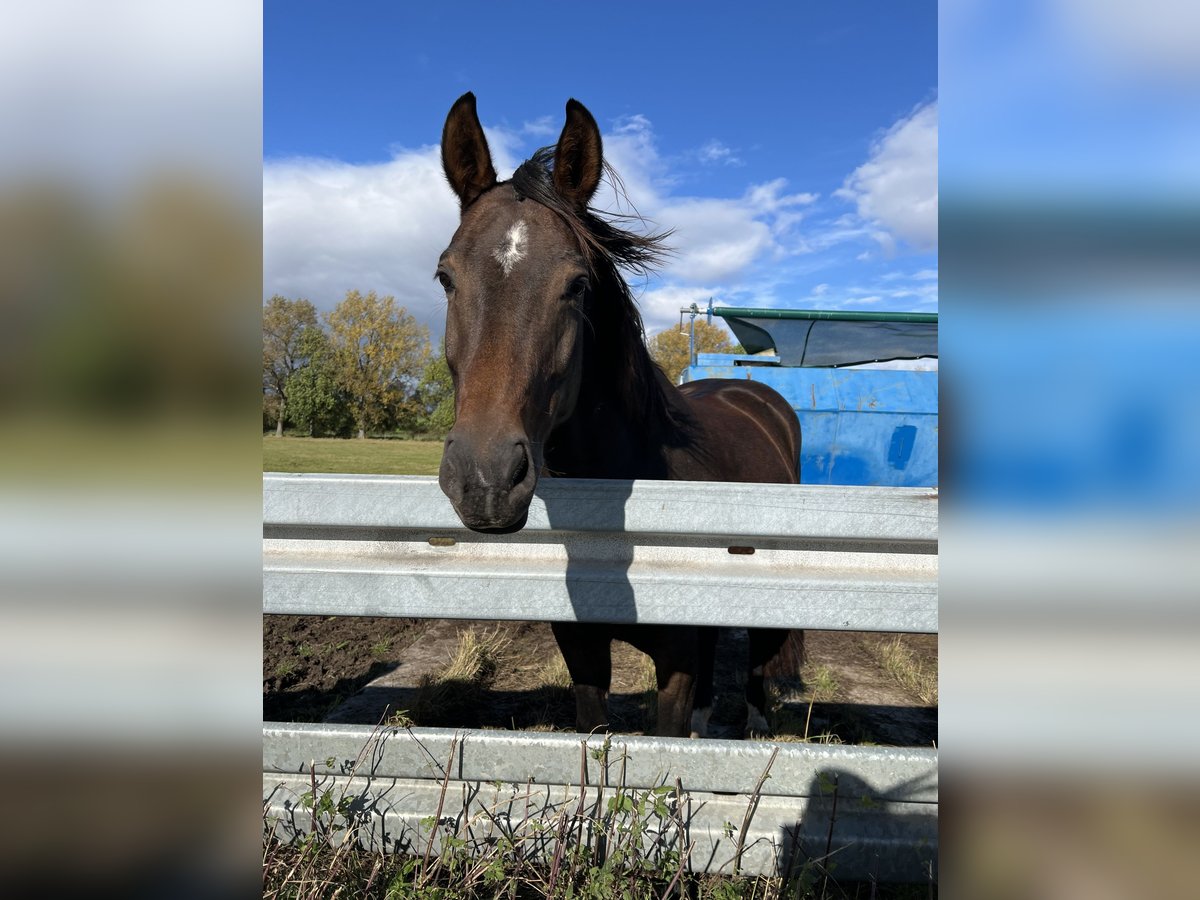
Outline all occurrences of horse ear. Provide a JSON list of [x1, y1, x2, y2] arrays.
[[553, 99, 603, 208], [442, 92, 497, 208]]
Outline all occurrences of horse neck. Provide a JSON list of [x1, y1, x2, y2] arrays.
[[547, 283, 684, 478]]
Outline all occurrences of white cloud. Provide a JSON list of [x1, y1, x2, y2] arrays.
[[521, 115, 557, 138], [598, 119, 818, 285], [881, 268, 939, 283], [263, 146, 459, 324], [264, 112, 824, 337], [635, 284, 723, 335], [657, 180, 817, 283], [657, 198, 775, 282], [745, 179, 818, 212], [599, 113, 673, 206], [838, 273, 939, 311], [263, 123, 529, 333], [697, 139, 743, 166], [838, 101, 938, 251]]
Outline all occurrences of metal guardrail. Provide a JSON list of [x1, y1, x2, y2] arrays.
[[264, 474, 937, 633], [263, 474, 939, 882], [264, 724, 938, 882]]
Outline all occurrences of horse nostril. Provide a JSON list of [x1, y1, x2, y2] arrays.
[[507, 445, 529, 491]]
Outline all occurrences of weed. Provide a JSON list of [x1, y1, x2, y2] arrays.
[[263, 722, 931, 898], [762, 665, 860, 745], [386, 709, 413, 728], [806, 665, 840, 702], [274, 660, 296, 678], [870, 636, 938, 705]]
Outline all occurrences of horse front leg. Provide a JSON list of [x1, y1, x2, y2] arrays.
[[690, 626, 719, 738], [651, 626, 701, 738], [655, 666, 697, 738], [551, 622, 612, 734], [746, 627, 804, 737]]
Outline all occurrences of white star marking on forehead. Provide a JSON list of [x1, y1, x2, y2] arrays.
[[493, 220, 527, 276]]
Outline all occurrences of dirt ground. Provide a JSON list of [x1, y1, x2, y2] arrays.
[[262, 615, 426, 722], [264, 616, 937, 746]]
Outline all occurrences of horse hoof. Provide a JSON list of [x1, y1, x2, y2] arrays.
[[745, 702, 771, 738]]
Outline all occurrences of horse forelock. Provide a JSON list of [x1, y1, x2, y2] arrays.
[[510, 149, 670, 277], [508, 149, 691, 438]]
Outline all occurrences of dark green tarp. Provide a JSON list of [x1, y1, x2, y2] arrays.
[[715, 308, 937, 368]]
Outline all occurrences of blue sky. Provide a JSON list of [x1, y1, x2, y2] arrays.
[[264, 2, 938, 336]]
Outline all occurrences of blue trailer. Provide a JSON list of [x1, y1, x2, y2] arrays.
[[679, 304, 938, 488]]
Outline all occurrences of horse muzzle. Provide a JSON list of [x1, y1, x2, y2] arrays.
[[438, 429, 538, 532]]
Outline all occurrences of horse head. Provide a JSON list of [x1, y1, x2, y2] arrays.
[[436, 93, 604, 532]]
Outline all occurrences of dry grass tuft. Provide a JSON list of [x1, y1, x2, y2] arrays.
[[410, 626, 513, 726], [536, 653, 573, 689], [440, 626, 511, 683], [871, 635, 938, 705]]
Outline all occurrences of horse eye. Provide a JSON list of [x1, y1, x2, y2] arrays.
[[564, 276, 589, 299], [435, 271, 455, 294]]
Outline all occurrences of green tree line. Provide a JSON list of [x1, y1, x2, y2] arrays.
[[263, 290, 452, 438], [264, 291, 741, 438]]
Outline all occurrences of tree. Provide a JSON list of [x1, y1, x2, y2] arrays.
[[263, 295, 318, 436], [286, 326, 353, 437], [647, 320, 741, 384], [414, 349, 455, 436], [325, 289, 430, 439]]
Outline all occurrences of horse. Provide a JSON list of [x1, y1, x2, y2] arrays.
[[435, 92, 802, 738]]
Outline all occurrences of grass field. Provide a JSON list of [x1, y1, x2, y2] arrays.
[[263, 435, 444, 475]]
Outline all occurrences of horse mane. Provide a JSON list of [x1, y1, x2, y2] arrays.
[[510, 148, 693, 437]]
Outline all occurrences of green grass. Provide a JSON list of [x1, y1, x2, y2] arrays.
[[273, 660, 295, 678], [263, 435, 444, 475]]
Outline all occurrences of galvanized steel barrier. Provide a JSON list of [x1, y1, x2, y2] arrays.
[[263, 474, 938, 882]]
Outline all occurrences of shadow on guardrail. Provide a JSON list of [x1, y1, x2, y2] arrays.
[[544, 478, 640, 732], [766, 770, 938, 885]]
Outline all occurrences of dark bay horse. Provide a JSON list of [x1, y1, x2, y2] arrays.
[[436, 92, 801, 738]]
